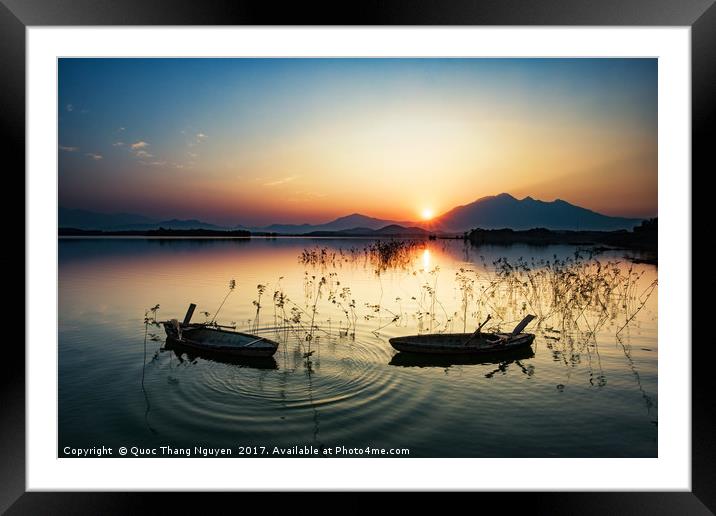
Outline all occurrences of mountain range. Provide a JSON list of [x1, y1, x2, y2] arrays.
[[58, 208, 226, 231], [59, 194, 643, 234], [240, 213, 417, 234], [431, 193, 640, 232]]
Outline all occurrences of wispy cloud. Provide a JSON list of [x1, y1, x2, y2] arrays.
[[113, 141, 125, 147], [66, 104, 74, 112], [85, 153, 103, 160], [129, 141, 153, 159], [187, 151, 199, 159], [59, 145, 78, 152], [287, 189, 327, 203], [195, 132, 208, 143], [137, 159, 179, 169], [264, 175, 298, 187]]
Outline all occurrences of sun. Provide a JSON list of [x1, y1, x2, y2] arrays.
[[421, 208, 434, 221]]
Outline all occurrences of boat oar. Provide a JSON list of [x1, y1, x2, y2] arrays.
[[244, 326, 292, 334], [191, 322, 237, 330], [244, 336, 268, 346], [463, 314, 491, 346], [485, 314, 537, 347], [211, 323, 237, 329]]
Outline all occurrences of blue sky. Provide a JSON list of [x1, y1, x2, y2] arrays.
[[58, 58, 657, 225]]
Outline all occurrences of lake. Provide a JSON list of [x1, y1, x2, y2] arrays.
[[58, 237, 657, 457]]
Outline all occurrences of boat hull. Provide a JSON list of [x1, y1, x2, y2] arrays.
[[389, 332, 534, 355], [164, 338, 279, 368], [163, 323, 279, 358]]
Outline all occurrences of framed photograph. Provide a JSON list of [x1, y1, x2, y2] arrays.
[[7, 0, 711, 511]]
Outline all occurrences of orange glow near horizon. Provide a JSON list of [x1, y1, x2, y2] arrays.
[[59, 59, 658, 225]]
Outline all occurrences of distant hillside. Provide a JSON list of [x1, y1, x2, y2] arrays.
[[247, 213, 413, 234], [374, 225, 428, 236], [304, 224, 428, 237], [467, 218, 657, 254], [434, 193, 641, 232], [59, 207, 157, 230], [60, 194, 644, 235], [119, 219, 226, 231], [59, 227, 250, 237], [59, 208, 229, 231]]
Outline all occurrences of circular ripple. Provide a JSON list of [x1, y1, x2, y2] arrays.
[[198, 330, 395, 407], [147, 328, 436, 445]]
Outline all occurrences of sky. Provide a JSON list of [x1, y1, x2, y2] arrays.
[[58, 58, 657, 226]]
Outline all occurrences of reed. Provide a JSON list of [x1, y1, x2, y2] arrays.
[[299, 240, 425, 273], [211, 279, 235, 324], [152, 245, 656, 379]]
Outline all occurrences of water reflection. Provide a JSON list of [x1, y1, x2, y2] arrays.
[[422, 248, 431, 269], [389, 346, 535, 369], [163, 339, 279, 370], [59, 237, 658, 457], [303, 357, 324, 452], [616, 335, 657, 416], [141, 317, 159, 435]]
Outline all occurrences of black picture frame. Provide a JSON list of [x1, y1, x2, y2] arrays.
[[4, 0, 711, 512]]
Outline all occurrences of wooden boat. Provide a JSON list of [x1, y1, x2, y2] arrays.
[[163, 338, 278, 369], [389, 314, 536, 355], [162, 303, 279, 358]]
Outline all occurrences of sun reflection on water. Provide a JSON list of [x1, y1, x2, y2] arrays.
[[422, 248, 431, 269]]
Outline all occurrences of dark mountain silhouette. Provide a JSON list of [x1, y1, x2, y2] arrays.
[[60, 194, 643, 234], [245, 213, 412, 234], [119, 219, 225, 231], [328, 213, 414, 230], [304, 224, 428, 237], [59, 207, 157, 230], [59, 208, 227, 231], [59, 227, 250, 237], [375, 224, 428, 236], [433, 193, 641, 232]]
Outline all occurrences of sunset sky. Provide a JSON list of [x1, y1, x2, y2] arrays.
[[58, 58, 657, 226]]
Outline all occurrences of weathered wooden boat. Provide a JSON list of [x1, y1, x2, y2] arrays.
[[389, 314, 536, 355], [162, 303, 279, 358], [163, 337, 278, 369]]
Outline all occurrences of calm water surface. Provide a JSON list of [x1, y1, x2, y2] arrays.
[[59, 238, 657, 457]]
